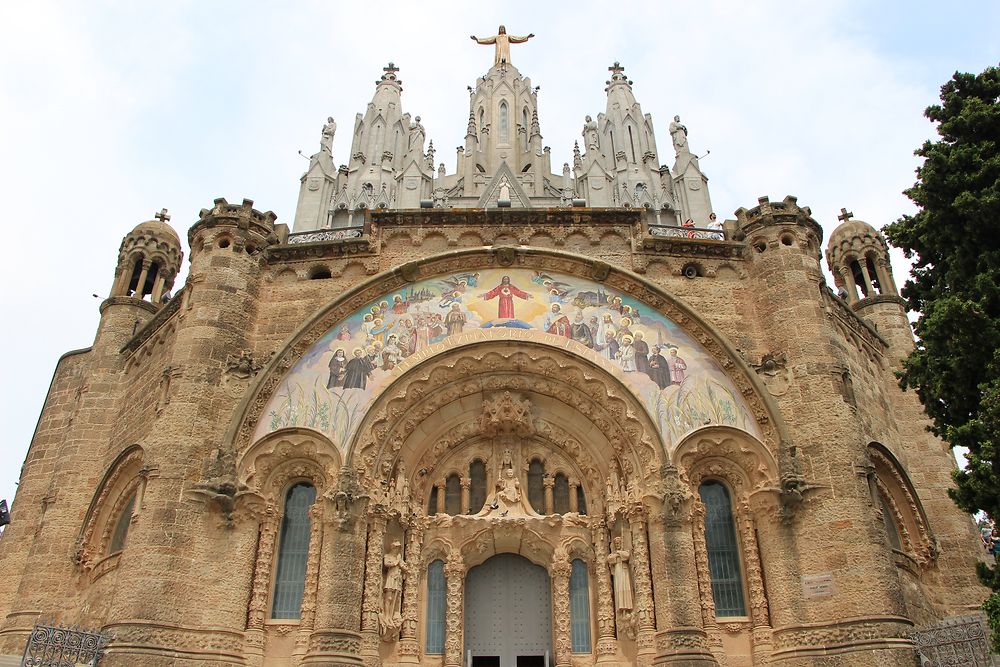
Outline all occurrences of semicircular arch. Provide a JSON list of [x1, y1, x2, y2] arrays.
[[227, 247, 787, 470]]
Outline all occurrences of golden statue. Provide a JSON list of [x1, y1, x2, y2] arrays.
[[470, 25, 534, 66]]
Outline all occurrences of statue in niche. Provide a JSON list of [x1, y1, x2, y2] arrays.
[[381, 540, 405, 637], [583, 115, 599, 152], [321, 117, 336, 153], [669, 115, 688, 153], [477, 466, 534, 517], [608, 536, 634, 631]]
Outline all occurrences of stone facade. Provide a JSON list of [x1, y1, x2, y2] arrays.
[[0, 45, 990, 667]]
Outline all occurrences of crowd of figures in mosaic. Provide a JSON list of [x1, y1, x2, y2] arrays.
[[259, 268, 758, 452]]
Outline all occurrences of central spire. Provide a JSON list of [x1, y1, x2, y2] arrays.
[[470, 25, 535, 66]]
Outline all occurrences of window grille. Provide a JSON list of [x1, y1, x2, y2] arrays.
[[699, 481, 746, 617], [425, 560, 446, 653], [570, 559, 592, 652], [271, 483, 317, 619]]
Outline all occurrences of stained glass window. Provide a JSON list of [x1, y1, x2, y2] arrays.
[[699, 481, 746, 617], [271, 483, 317, 619], [425, 560, 446, 653], [570, 559, 592, 652]]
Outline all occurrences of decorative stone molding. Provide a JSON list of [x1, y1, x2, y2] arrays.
[[74, 445, 147, 571]]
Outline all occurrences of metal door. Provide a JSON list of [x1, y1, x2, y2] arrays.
[[464, 553, 552, 667]]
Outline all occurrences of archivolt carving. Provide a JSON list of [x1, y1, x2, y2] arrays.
[[868, 443, 936, 566], [74, 445, 148, 571], [228, 248, 784, 463], [350, 344, 660, 502], [675, 427, 779, 504], [237, 427, 341, 498]]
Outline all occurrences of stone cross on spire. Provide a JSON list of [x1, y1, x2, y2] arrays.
[[608, 61, 625, 75], [154, 208, 170, 223], [383, 62, 399, 75], [838, 208, 854, 223]]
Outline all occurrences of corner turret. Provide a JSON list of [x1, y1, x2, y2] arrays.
[[110, 208, 183, 304], [826, 208, 912, 362]]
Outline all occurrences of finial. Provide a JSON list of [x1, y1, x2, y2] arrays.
[[383, 62, 399, 75], [609, 62, 625, 75], [154, 208, 170, 223], [838, 208, 854, 223]]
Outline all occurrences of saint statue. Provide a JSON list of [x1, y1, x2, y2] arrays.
[[471, 25, 535, 66], [381, 540, 405, 637], [607, 536, 634, 613], [321, 117, 336, 153], [669, 115, 688, 153], [583, 115, 599, 152], [407, 115, 426, 156]]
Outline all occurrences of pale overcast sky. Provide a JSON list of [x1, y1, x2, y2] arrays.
[[1, 1, 998, 510]]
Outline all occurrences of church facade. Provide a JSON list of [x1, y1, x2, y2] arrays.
[[0, 34, 990, 667]]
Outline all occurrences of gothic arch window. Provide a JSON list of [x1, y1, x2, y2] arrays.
[[627, 125, 637, 162], [527, 459, 545, 513], [478, 108, 485, 141], [570, 559, 592, 653], [425, 559, 446, 654], [469, 460, 487, 514], [271, 482, 317, 619], [699, 481, 747, 617], [867, 443, 935, 564], [499, 101, 509, 143], [553, 473, 571, 514], [107, 491, 137, 555], [444, 474, 462, 515]]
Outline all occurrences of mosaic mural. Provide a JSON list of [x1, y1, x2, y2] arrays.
[[255, 269, 760, 452]]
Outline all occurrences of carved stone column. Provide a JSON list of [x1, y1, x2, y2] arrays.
[[550, 549, 573, 667], [294, 503, 326, 662], [308, 471, 367, 666], [569, 478, 580, 513], [544, 476, 555, 514], [689, 500, 724, 664], [436, 482, 446, 515], [244, 504, 279, 667], [361, 510, 388, 665], [398, 521, 425, 663], [737, 502, 773, 664], [627, 506, 656, 665], [443, 552, 466, 667], [590, 518, 619, 660], [460, 477, 471, 515]]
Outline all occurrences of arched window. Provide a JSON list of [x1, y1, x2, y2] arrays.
[[425, 560, 446, 654], [499, 102, 509, 143], [699, 481, 746, 617], [850, 259, 869, 297], [479, 108, 485, 141], [271, 483, 317, 619], [528, 460, 545, 513], [570, 559, 592, 653], [865, 254, 882, 293], [522, 107, 529, 150], [879, 493, 902, 550], [428, 486, 439, 515], [553, 473, 571, 514], [627, 125, 637, 162], [445, 474, 462, 516], [469, 460, 487, 514], [576, 486, 588, 515], [126, 256, 143, 296], [107, 492, 136, 554]]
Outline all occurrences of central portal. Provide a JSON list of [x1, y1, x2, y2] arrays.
[[464, 553, 552, 667]]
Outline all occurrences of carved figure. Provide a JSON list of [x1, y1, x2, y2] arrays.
[[381, 540, 405, 637], [470, 25, 535, 66], [408, 116, 426, 155], [321, 117, 336, 153], [481, 275, 532, 320], [608, 536, 634, 613], [583, 115, 599, 152], [669, 115, 688, 153]]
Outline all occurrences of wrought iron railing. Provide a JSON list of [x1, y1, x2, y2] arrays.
[[913, 613, 995, 666], [286, 226, 364, 244], [21, 622, 112, 666], [648, 224, 726, 241]]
